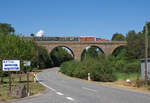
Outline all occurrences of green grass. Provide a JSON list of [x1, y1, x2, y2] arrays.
[[115, 72, 139, 80]]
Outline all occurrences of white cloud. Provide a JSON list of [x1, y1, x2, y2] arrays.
[[36, 30, 44, 37]]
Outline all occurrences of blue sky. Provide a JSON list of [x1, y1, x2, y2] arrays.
[[0, 0, 150, 39]]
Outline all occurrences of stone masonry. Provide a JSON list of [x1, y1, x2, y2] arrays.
[[36, 41, 127, 61]]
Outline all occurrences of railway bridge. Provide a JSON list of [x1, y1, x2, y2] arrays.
[[36, 41, 127, 61]]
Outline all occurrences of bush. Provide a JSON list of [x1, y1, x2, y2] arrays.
[[60, 57, 117, 82], [91, 57, 116, 82], [114, 60, 126, 72], [124, 60, 140, 73], [60, 60, 79, 76]]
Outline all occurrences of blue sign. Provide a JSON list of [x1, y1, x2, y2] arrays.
[[2, 60, 20, 71]]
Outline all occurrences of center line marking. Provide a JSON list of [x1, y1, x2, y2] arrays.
[[66, 97, 75, 101], [56, 92, 64, 96], [82, 87, 97, 92]]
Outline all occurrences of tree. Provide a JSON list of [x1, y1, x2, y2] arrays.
[[35, 45, 53, 69], [81, 46, 104, 60], [126, 30, 145, 59], [142, 22, 150, 36], [112, 33, 126, 41], [126, 30, 136, 41], [112, 46, 127, 57], [51, 47, 73, 66], [0, 23, 15, 35], [30, 33, 35, 37]]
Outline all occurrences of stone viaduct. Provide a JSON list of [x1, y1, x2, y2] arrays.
[[36, 41, 127, 61]]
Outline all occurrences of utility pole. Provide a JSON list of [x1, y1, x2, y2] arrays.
[[145, 22, 149, 85]]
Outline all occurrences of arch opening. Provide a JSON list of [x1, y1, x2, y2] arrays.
[[112, 46, 127, 57], [50, 46, 74, 66], [81, 46, 104, 61]]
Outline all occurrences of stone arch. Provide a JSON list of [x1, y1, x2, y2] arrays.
[[80, 45, 105, 60], [111, 44, 126, 54], [112, 45, 127, 56], [49, 45, 75, 58], [80, 45, 105, 55]]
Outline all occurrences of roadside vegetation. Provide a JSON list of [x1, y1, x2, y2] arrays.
[[0, 23, 74, 101], [0, 21, 150, 100], [0, 72, 45, 101], [0, 23, 49, 101], [60, 22, 150, 90]]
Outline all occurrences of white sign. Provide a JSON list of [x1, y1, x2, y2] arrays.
[[23, 61, 31, 66], [2, 60, 20, 71]]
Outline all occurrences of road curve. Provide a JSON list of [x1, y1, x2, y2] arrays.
[[11, 67, 150, 103]]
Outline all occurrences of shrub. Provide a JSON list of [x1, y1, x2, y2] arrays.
[[114, 60, 126, 72], [60, 60, 79, 76], [60, 57, 117, 82], [92, 57, 116, 82], [124, 60, 140, 73]]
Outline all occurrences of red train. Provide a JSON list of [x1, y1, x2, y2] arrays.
[[79, 36, 95, 41], [79, 36, 107, 42]]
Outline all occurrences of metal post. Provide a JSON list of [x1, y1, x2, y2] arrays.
[[34, 73, 36, 83], [26, 66, 29, 96], [145, 22, 149, 85], [27, 72, 29, 96]]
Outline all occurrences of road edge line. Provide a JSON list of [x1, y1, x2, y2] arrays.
[[35, 74, 56, 92]]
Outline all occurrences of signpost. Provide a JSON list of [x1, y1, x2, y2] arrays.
[[23, 61, 31, 96], [2, 60, 20, 93]]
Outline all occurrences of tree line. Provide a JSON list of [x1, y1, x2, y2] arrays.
[[111, 22, 150, 59], [60, 22, 150, 82], [0, 23, 73, 81]]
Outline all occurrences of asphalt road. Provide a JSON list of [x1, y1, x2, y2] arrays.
[[11, 67, 150, 103]]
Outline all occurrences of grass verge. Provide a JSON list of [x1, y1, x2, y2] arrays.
[[0, 72, 45, 102], [115, 72, 139, 80]]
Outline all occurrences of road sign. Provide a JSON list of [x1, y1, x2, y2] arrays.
[[2, 60, 20, 71], [23, 61, 31, 66]]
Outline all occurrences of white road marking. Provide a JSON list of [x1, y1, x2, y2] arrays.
[[66, 97, 75, 101], [56, 92, 64, 96], [35, 74, 56, 92], [36, 74, 75, 102], [82, 87, 97, 92]]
